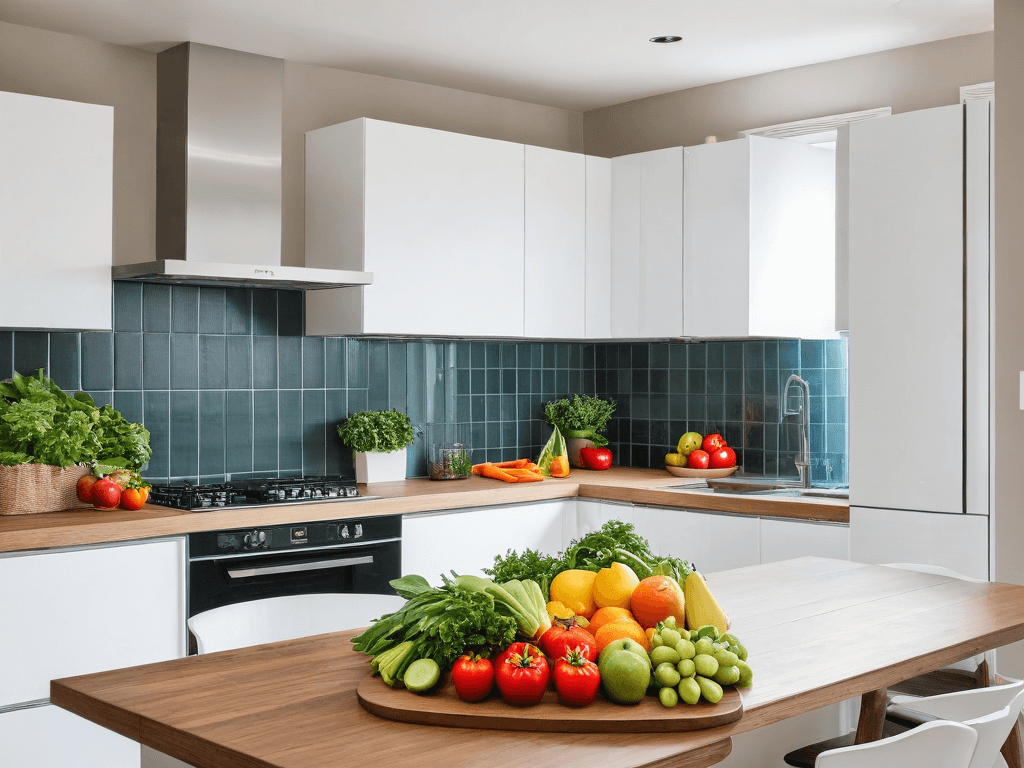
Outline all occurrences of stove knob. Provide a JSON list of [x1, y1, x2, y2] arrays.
[[354, 524, 363, 539], [258, 531, 267, 544], [243, 530, 265, 550], [340, 525, 350, 539]]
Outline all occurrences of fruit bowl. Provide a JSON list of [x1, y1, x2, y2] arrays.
[[665, 465, 740, 479]]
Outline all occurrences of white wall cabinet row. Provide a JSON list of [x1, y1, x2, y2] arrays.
[[305, 118, 837, 340], [0, 90, 113, 330], [0, 538, 187, 768]]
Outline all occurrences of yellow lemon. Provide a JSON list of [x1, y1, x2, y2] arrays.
[[592, 562, 641, 609], [665, 452, 687, 467], [549, 569, 598, 618]]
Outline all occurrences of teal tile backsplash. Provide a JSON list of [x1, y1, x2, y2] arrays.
[[0, 283, 848, 485]]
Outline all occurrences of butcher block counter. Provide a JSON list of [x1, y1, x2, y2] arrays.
[[0, 467, 848, 553]]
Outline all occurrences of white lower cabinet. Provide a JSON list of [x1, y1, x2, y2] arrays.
[[760, 519, 850, 564], [0, 538, 187, 768], [645, 507, 761, 574], [402, 500, 575, 585]]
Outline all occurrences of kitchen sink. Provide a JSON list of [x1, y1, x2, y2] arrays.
[[664, 480, 849, 499]]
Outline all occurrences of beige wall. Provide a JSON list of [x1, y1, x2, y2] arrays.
[[280, 62, 583, 267], [583, 32, 993, 157], [0, 20, 157, 266], [992, 1, 1024, 678]]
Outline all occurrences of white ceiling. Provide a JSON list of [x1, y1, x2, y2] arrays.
[[0, 0, 994, 111]]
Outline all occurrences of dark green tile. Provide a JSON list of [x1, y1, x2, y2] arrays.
[[470, 342, 486, 368], [516, 369, 530, 393], [199, 287, 226, 334], [826, 339, 848, 369], [114, 333, 143, 390], [500, 394, 515, 421], [532, 369, 542, 393], [143, 284, 171, 333], [810, 396, 824, 423], [705, 342, 724, 369], [253, 390, 279, 472], [801, 340, 824, 368], [706, 394, 724, 424], [631, 344, 649, 368], [14, 331, 48, 377], [225, 288, 252, 335], [826, 424, 848, 452], [802, 368, 824, 391], [555, 369, 568, 394], [486, 368, 500, 393], [113, 281, 143, 332], [326, 338, 347, 388], [688, 344, 707, 369], [199, 335, 227, 389], [226, 336, 252, 389], [325, 389, 348, 475], [649, 344, 668, 369], [632, 395, 650, 420], [406, 342, 425, 425], [171, 286, 199, 333], [169, 334, 199, 390], [501, 421, 517, 448], [827, 396, 848, 424], [780, 340, 800, 370], [348, 388, 368, 415], [744, 367, 764, 395], [745, 449, 764, 474], [726, 394, 743, 422], [226, 391, 253, 475], [583, 345, 595, 368], [825, 369, 847, 397], [456, 395, 471, 422], [744, 395, 764, 422], [687, 369, 706, 395], [49, 333, 80, 390], [303, 390, 326, 476], [502, 368, 516, 393], [650, 420, 669, 447], [278, 337, 302, 389], [723, 343, 743, 369], [569, 370, 582, 393], [764, 341, 779, 369], [388, 341, 407, 411], [650, 394, 669, 420], [688, 394, 706, 423], [471, 395, 485, 421], [765, 395, 780, 423], [113, 390, 143, 425], [542, 343, 556, 368], [810, 423, 824, 453], [484, 343, 499, 369], [650, 370, 668, 394], [456, 342, 471, 370], [143, 391, 169, 479], [456, 368, 471, 393], [278, 291, 303, 336], [501, 343, 516, 368], [531, 344, 543, 368], [81, 333, 113, 390], [0, 331, 11, 380], [169, 391, 199, 478], [252, 290, 277, 336], [670, 394, 686, 420], [279, 391, 302, 470], [725, 369, 743, 395], [253, 336, 278, 389], [302, 337, 325, 388], [199, 391, 225, 476], [745, 423, 764, 450], [367, 342, 389, 410], [632, 369, 649, 393], [347, 339, 368, 388], [705, 369, 724, 395], [471, 369, 485, 393], [517, 344, 532, 368], [86, 390, 113, 407], [143, 334, 170, 390], [743, 341, 764, 369], [485, 394, 500, 422], [570, 344, 582, 368]]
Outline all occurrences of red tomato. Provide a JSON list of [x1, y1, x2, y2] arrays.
[[540, 619, 597, 662], [91, 478, 121, 510], [709, 446, 737, 469], [119, 487, 148, 511], [495, 645, 550, 705], [451, 655, 495, 703], [76, 474, 98, 503], [702, 433, 726, 452], [686, 449, 710, 469], [553, 648, 601, 706], [579, 446, 613, 471], [495, 641, 538, 668]]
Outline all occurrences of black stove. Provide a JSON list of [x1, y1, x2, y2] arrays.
[[148, 476, 363, 511]]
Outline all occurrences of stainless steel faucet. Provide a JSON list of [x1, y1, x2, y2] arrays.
[[782, 374, 812, 488]]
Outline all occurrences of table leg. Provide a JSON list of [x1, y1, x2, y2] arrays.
[[1001, 720, 1023, 768], [854, 688, 888, 744]]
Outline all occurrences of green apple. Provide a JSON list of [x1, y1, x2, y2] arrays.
[[677, 432, 703, 456]]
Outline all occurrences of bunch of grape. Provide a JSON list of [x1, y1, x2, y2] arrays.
[[647, 618, 753, 707]]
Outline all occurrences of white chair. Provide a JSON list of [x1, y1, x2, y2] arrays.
[[816, 720, 978, 768], [187, 592, 407, 654], [888, 681, 1024, 768]]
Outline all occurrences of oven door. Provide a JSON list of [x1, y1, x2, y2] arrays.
[[188, 539, 401, 621]]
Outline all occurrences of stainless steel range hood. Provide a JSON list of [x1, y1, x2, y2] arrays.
[[113, 42, 371, 290]]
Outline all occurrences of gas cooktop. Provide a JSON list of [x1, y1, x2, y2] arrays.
[[148, 476, 368, 512]]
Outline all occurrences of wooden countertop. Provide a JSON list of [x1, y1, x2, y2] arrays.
[[0, 467, 848, 553], [51, 558, 1024, 768]]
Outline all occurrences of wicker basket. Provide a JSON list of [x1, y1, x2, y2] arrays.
[[0, 464, 92, 515]]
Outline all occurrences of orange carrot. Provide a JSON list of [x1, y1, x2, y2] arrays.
[[512, 474, 544, 483], [493, 458, 531, 469], [504, 468, 542, 477], [477, 464, 519, 483]]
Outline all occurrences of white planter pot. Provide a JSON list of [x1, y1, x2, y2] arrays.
[[354, 448, 408, 484]]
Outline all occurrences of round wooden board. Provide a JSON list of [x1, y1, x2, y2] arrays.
[[357, 674, 743, 733], [665, 465, 740, 479]]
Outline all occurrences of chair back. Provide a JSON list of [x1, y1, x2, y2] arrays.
[[188, 592, 407, 654], [816, 720, 978, 768]]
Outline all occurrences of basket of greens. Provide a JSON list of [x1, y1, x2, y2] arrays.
[[542, 395, 615, 468]]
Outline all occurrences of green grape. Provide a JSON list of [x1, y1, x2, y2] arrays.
[[651, 633, 665, 648], [651, 646, 681, 666], [660, 628, 682, 647], [678, 677, 701, 705], [659, 686, 679, 707], [695, 625, 720, 641], [695, 675, 724, 704], [736, 660, 754, 687], [676, 658, 696, 678], [675, 639, 696, 660], [713, 648, 739, 667], [655, 662, 682, 688], [713, 665, 741, 686], [693, 654, 719, 677], [663, 616, 677, 630], [735, 643, 748, 662], [693, 638, 715, 656]]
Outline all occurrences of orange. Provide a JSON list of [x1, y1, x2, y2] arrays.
[[586, 606, 635, 637], [549, 569, 598, 619], [630, 575, 686, 630], [594, 618, 650, 654], [592, 562, 640, 609]]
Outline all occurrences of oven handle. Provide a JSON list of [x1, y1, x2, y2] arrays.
[[227, 555, 374, 579]]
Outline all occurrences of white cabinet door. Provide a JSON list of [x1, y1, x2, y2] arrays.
[[524, 145, 586, 338], [0, 538, 186, 707], [847, 105, 964, 515], [610, 154, 641, 337], [638, 147, 684, 337], [0, 704, 139, 768], [576, 499, 640, 539], [402, 500, 575, 586], [0, 91, 113, 330], [585, 156, 612, 339], [645, 508, 760, 575], [850, 507, 988, 580], [760, 519, 850, 565]]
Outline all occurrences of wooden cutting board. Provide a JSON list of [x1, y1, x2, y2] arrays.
[[357, 673, 743, 733]]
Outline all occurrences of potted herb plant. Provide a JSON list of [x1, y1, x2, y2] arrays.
[[337, 409, 416, 484], [542, 395, 616, 468]]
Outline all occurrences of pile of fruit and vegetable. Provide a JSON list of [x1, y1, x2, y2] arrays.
[[665, 431, 737, 471], [353, 521, 752, 710]]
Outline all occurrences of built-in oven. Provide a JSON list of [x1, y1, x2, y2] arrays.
[[186, 514, 401, 654]]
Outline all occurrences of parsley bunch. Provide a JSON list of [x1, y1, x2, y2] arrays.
[[337, 409, 415, 453], [542, 395, 615, 447]]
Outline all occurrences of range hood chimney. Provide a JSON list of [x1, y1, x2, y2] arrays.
[[113, 42, 371, 290]]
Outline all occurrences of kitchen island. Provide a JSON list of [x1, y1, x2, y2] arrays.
[[51, 558, 1024, 768]]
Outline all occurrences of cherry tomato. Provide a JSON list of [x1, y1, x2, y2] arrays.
[[701, 433, 726, 453], [495, 644, 549, 705], [709, 446, 737, 469], [686, 449, 710, 470], [579, 446, 613, 471], [451, 655, 494, 703], [540, 619, 597, 662], [553, 648, 601, 706]]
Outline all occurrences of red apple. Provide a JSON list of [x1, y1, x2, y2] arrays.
[[701, 433, 726, 453], [76, 474, 99, 503], [709, 446, 737, 469], [91, 478, 122, 510], [686, 449, 710, 469]]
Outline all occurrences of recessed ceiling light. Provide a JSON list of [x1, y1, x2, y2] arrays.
[[650, 35, 683, 44]]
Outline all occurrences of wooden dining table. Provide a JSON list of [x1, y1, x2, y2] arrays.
[[51, 558, 1024, 768]]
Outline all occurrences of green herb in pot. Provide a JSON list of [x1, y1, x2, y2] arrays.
[[337, 409, 415, 453], [542, 395, 616, 447]]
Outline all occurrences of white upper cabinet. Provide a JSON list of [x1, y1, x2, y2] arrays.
[[683, 136, 836, 339], [584, 156, 612, 339], [305, 118, 526, 337], [524, 145, 586, 338], [609, 147, 684, 338], [0, 91, 113, 330]]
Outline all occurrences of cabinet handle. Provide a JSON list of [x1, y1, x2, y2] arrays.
[[227, 555, 374, 578]]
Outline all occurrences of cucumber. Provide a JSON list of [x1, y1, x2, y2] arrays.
[[404, 659, 441, 693]]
